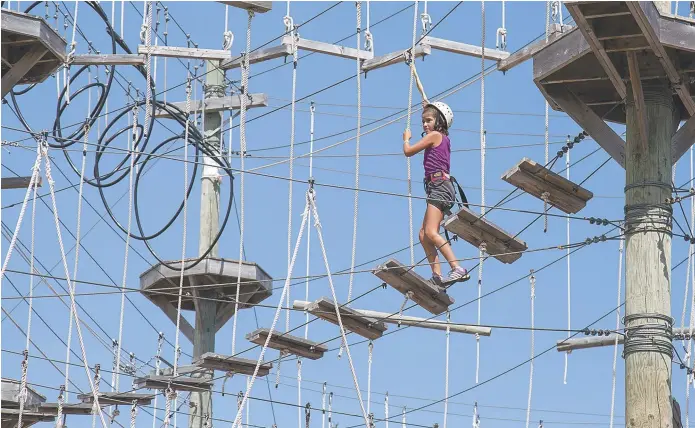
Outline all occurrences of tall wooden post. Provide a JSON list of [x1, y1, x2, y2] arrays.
[[189, 59, 224, 428], [624, 78, 679, 426]]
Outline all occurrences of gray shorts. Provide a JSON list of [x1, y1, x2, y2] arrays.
[[425, 179, 456, 213]]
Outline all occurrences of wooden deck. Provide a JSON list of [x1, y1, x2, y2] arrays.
[[306, 297, 387, 340], [193, 352, 272, 377]]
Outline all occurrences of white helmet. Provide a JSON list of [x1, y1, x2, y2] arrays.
[[427, 101, 454, 128]]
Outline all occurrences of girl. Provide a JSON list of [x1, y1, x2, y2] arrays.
[[402, 101, 470, 289]]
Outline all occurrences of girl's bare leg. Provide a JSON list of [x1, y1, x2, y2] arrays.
[[419, 224, 442, 276], [423, 204, 460, 270]]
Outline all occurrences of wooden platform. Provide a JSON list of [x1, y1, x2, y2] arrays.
[[133, 375, 213, 392], [1, 9, 66, 97], [140, 257, 272, 344], [1, 176, 42, 190], [501, 157, 593, 214], [217, 1, 272, 13], [532, 1, 695, 164], [193, 352, 272, 376], [1, 408, 55, 426], [1, 378, 45, 409], [221, 44, 292, 70], [77, 392, 153, 406], [443, 207, 528, 264], [38, 403, 94, 415], [372, 258, 454, 315], [71, 54, 145, 66], [305, 297, 387, 340], [246, 328, 328, 360]]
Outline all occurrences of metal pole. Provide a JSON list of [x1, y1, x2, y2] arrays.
[[189, 59, 224, 428]]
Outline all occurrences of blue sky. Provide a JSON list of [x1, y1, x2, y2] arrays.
[[2, 1, 695, 427]]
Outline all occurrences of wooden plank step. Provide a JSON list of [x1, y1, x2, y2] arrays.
[[137, 45, 231, 60], [282, 36, 374, 61], [77, 392, 153, 406], [501, 157, 594, 214], [193, 352, 272, 377], [443, 207, 528, 264], [154, 94, 268, 118], [306, 297, 387, 340], [39, 402, 95, 415], [1, 176, 42, 190], [246, 328, 328, 360], [362, 44, 431, 73], [422, 36, 509, 61], [217, 1, 272, 13], [372, 258, 454, 315], [133, 375, 213, 392], [221, 44, 292, 70], [71, 54, 145, 65]]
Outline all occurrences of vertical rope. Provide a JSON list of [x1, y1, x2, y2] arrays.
[[130, 400, 138, 428], [232, 10, 253, 356], [564, 137, 571, 384], [685, 146, 695, 428], [321, 382, 327, 428], [543, 1, 551, 232], [443, 311, 451, 428], [472, 402, 480, 427], [328, 392, 333, 428], [114, 106, 138, 401], [525, 270, 536, 428], [56, 385, 65, 428], [305, 102, 316, 340], [405, 0, 419, 268], [367, 341, 373, 417], [384, 392, 389, 428], [286, 13, 299, 335], [298, 359, 303, 428], [476, 1, 487, 384], [17, 149, 40, 428], [91, 365, 101, 428], [143, 0, 153, 137], [347, 0, 362, 305], [151, 333, 164, 428], [401, 407, 407, 428], [65, 1, 79, 105], [609, 238, 624, 428]]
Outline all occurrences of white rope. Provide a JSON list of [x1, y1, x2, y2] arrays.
[[223, 5, 234, 50], [144, 0, 153, 137], [163, 7, 169, 105], [401, 407, 407, 428], [151, 333, 164, 428], [609, 237, 624, 428], [472, 402, 480, 428], [364, 0, 373, 52], [232, 10, 254, 356], [443, 311, 451, 428], [686, 145, 695, 428], [525, 270, 536, 428], [298, 359, 303, 428], [286, 14, 299, 335], [564, 138, 571, 384], [91, 365, 101, 428], [496, 1, 507, 50], [346, 0, 362, 305], [17, 145, 40, 428], [42, 142, 108, 428], [309, 190, 370, 427], [405, 0, 419, 268], [367, 341, 373, 417], [64, 127, 89, 405], [328, 392, 334, 428], [65, 1, 78, 105], [170, 75, 193, 428], [56, 386, 65, 428], [130, 400, 138, 428], [321, 382, 327, 428], [232, 195, 309, 428], [543, 1, 551, 232], [305, 102, 316, 340], [114, 106, 138, 402], [476, 1, 487, 384], [384, 392, 389, 428]]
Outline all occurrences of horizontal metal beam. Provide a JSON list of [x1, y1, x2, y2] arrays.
[[421, 36, 509, 62], [672, 115, 695, 164], [362, 44, 431, 73], [137, 45, 231, 61], [282, 36, 374, 61], [221, 44, 292, 70], [293, 300, 492, 336], [557, 327, 693, 352], [1, 175, 42, 190], [217, 1, 272, 13], [71, 54, 145, 65], [154, 93, 268, 118]]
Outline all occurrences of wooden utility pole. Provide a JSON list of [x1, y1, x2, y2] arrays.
[[624, 79, 678, 427], [189, 59, 224, 428]]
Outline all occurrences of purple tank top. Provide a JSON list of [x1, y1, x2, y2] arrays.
[[423, 134, 451, 177]]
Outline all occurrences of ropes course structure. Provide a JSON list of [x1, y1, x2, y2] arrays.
[[2, 2, 695, 428]]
